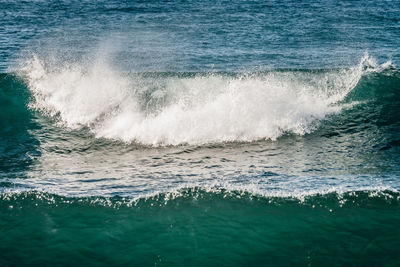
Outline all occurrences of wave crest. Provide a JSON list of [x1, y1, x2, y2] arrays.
[[21, 53, 390, 145]]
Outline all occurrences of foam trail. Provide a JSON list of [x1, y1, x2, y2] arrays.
[[21, 52, 388, 146]]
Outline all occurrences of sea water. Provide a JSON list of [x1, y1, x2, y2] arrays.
[[1, 0, 400, 265]]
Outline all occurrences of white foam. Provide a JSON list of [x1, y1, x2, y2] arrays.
[[21, 52, 388, 146]]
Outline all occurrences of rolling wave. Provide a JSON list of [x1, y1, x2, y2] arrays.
[[1, 53, 399, 199], [18, 52, 394, 146], [1, 186, 399, 208]]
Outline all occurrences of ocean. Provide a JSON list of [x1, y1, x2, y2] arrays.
[[1, 0, 400, 265]]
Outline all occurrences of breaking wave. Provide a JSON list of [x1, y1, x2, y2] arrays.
[[20, 52, 392, 146]]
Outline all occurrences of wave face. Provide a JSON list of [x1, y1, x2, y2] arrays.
[[22, 53, 387, 146], [0, 74, 40, 172]]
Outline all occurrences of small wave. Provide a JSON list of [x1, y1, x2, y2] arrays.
[[2, 171, 398, 206], [1, 186, 399, 209], [20, 52, 392, 146]]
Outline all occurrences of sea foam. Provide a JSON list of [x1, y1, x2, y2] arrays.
[[21, 53, 386, 146]]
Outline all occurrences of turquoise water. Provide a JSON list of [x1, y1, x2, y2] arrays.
[[1, 190, 400, 266], [1, 0, 400, 265]]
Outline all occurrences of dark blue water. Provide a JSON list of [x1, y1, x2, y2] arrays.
[[1, 0, 400, 71], [1, 0, 400, 265]]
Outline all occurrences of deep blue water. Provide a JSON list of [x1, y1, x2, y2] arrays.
[[1, 0, 400, 71], [1, 0, 400, 265]]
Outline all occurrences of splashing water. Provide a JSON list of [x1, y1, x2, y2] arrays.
[[21, 52, 390, 146]]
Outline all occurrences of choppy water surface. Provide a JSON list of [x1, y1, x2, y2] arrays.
[[1, 0, 400, 265]]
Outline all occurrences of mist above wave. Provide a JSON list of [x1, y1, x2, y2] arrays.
[[21, 52, 390, 146]]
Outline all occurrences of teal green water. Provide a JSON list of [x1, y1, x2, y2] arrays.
[[1, 190, 400, 266]]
